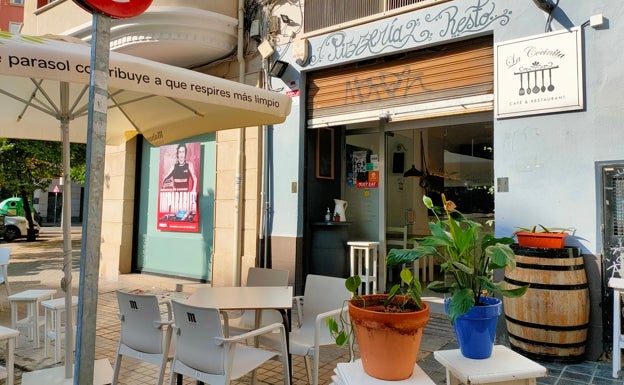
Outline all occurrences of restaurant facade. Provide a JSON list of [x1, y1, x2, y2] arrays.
[[17, 0, 624, 360], [268, 0, 624, 360]]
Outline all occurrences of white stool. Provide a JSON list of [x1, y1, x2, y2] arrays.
[[348, 241, 380, 295], [8, 289, 56, 348], [434, 345, 548, 385], [42, 296, 78, 363], [331, 359, 435, 384], [0, 325, 19, 385], [609, 277, 624, 378]]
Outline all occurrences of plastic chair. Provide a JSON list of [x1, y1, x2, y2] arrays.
[[260, 274, 353, 385], [224, 267, 289, 336], [386, 227, 433, 282], [168, 300, 290, 385], [386, 226, 409, 283], [0, 247, 12, 300], [112, 291, 174, 385]]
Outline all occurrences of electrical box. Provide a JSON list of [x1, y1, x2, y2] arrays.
[[590, 14, 604, 28], [258, 40, 274, 59], [268, 16, 280, 34], [250, 19, 261, 38]]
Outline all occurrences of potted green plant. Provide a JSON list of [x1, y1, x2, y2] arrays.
[[387, 194, 528, 359], [327, 269, 430, 381], [514, 225, 574, 249]]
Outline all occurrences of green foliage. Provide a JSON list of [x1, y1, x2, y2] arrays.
[[0, 139, 87, 194], [0, 139, 86, 240], [386, 268, 423, 310], [387, 194, 528, 324], [514, 225, 574, 234]]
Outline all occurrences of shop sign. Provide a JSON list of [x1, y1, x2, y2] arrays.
[[494, 27, 584, 118]]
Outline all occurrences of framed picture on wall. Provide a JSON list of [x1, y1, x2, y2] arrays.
[[316, 127, 334, 179]]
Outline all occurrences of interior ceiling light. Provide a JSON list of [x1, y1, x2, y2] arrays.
[[403, 165, 423, 178]]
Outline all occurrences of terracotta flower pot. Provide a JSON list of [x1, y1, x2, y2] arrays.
[[516, 231, 567, 249], [348, 294, 430, 380]]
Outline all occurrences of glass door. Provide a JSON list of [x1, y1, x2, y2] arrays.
[[344, 129, 386, 290]]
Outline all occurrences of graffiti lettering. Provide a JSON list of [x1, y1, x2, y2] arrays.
[[345, 66, 430, 102]]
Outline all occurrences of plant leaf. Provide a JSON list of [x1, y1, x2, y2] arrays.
[[426, 280, 452, 293], [447, 288, 475, 323], [486, 244, 515, 270], [345, 276, 361, 294], [387, 246, 436, 266]]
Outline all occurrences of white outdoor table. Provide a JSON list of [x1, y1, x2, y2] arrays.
[[609, 277, 624, 378], [185, 286, 293, 310], [434, 345, 548, 385], [184, 286, 294, 381], [8, 289, 56, 348]]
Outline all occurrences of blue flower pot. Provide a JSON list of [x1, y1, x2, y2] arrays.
[[445, 296, 502, 359]]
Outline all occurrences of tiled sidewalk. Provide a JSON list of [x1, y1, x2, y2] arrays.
[[0, 227, 619, 384]]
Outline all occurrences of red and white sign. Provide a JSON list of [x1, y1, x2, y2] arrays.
[[73, 0, 153, 19], [52, 185, 60, 193]]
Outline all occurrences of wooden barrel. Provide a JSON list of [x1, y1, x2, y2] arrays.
[[503, 246, 589, 363]]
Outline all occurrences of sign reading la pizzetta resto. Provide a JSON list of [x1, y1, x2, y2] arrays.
[[494, 27, 583, 119]]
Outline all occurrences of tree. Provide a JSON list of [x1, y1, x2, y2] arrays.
[[0, 139, 86, 241]]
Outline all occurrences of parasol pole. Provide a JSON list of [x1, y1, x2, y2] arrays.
[[60, 81, 74, 378], [75, 12, 110, 385]]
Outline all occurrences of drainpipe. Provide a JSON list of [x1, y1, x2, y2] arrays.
[[259, 114, 269, 268], [233, 0, 245, 286]]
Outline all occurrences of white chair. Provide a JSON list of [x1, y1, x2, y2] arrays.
[[168, 300, 290, 385], [112, 291, 174, 385], [260, 274, 353, 385], [386, 227, 434, 283], [224, 267, 289, 336], [386, 226, 410, 283], [0, 247, 11, 302]]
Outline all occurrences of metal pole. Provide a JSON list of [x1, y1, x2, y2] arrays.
[[60, 81, 74, 379], [75, 12, 111, 385], [53, 193, 58, 225]]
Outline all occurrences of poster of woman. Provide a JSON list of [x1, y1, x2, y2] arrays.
[[157, 142, 201, 232]]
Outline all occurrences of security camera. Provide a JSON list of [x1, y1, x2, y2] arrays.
[[378, 112, 390, 122]]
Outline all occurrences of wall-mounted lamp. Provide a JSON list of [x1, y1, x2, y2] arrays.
[[269, 60, 289, 78], [280, 14, 294, 25], [532, 0, 554, 12]]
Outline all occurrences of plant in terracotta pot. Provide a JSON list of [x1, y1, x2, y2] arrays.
[[327, 269, 430, 381], [514, 225, 574, 249], [387, 194, 528, 359]]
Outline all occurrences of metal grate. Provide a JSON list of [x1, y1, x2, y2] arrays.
[[613, 176, 624, 236], [388, 0, 429, 10], [304, 0, 438, 33]]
